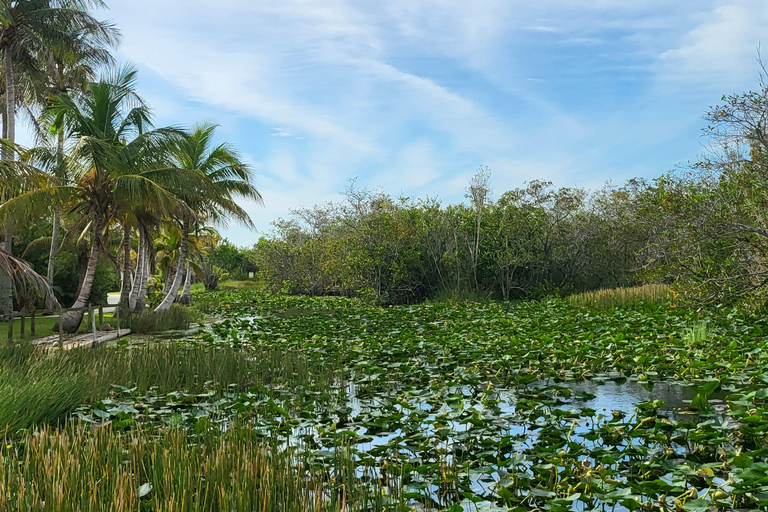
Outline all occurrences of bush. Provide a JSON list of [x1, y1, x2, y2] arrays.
[[131, 305, 201, 334]]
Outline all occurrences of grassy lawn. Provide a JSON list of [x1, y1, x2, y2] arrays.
[[0, 311, 115, 344], [190, 280, 259, 293]]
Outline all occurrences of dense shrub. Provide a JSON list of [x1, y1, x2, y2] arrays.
[[254, 178, 647, 304], [131, 305, 201, 334]]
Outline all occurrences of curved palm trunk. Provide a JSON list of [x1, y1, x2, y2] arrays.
[[155, 219, 189, 313], [4, 49, 15, 156], [118, 222, 132, 309], [133, 227, 152, 313], [129, 229, 146, 310], [47, 131, 66, 284], [179, 262, 192, 305], [57, 218, 105, 333]]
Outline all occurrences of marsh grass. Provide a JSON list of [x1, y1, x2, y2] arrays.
[[567, 284, 670, 310], [218, 280, 261, 290], [0, 345, 88, 432], [683, 320, 713, 345], [0, 423, 379, 512], [131, 305, 202, 333], [0, 342, 338, 432]]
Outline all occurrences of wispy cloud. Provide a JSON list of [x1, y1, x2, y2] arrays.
[[94, 0, 766, 242]]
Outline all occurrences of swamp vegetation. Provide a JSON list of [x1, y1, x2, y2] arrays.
[[3, 288, 768, 511]]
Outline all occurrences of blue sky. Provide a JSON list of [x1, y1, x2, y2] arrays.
[[24, 0, 768, 243]]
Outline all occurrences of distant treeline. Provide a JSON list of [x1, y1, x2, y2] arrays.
[[253, 68, 768, 307], [255, 175, 646, 303]]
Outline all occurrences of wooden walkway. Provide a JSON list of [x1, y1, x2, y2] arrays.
[[33, 328, 132, 350]]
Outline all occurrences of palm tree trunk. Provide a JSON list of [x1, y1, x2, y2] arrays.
[[0, 226, 11, 320], [118, 222, 132, 309], [57, 217, 105, 333], [155, 218, 189, 312], [0, 52, 15, 319], [4, 48, 15, 155], [129, 229, 145, 310], [47, 130, 65, 285], [47, 207, 61, 282], [161, 269, 173, 295], [133, 227, 152, 313], [179, 262, 192, 305]]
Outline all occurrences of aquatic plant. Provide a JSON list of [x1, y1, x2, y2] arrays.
[[567, 283, 670, 310]]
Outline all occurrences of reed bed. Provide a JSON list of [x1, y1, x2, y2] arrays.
[[567, 283, 670, 310], [0, 423, 377, 512], [0, 342, 339, 432]]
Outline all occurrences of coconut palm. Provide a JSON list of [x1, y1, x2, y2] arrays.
[[154, 123, 261, 312], [36, 38, 116, 286], [0, 0, 117, 317], [2, 66, 204, 332], [178, 226, 221, 304], [0, 0, 116, 153]]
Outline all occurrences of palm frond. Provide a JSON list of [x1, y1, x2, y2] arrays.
[[0, 250, 61, 311]]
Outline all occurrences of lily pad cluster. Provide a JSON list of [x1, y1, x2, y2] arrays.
[[75, 292, 768, 509]]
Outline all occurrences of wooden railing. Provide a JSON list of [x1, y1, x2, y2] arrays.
[[6, 304, 125, 347]]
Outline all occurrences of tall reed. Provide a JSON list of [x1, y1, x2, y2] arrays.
[[0, 423, 382, 512], [0, 342, 339, 432], [567, 284, 670, 310]]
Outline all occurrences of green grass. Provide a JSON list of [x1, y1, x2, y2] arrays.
[[0, 311, 115, 344], [1, 423, 374, 512], [217, 279, 260, 290], [0, 337, 338, 432], [130, 304, 201, 334], [190, 280, 259, 293], [0, 315, 59, 343], [567, 283, 670, 310]]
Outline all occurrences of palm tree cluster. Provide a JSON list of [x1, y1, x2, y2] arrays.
[[0, 1, 261, 332]]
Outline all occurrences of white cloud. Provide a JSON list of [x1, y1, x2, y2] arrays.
[[655, 0, 767, 90], [92, 0, 768, 241]]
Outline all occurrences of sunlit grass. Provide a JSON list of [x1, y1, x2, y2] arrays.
[[0, 423, 372, 512], [0, 341, 338, 432], [567, 284, 670, 310], [683, 320, 713, 345]]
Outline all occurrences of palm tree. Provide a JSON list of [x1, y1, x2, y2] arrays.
[[154, 123, 261, 312], [0, 0, 117, 318], [0, 0, 116, 153], [2, 66, 203, 332], [178, 226, 220, 305], [37, 37, 115, 286]]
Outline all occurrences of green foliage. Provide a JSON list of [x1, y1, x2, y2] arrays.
[[130, 305, 201, 334], [7, 290, 768, 509], [208, 240, 257, 280], [568, 284, 670, 310], [0, 422, 372, 512], [255, 180, 646, 304], [683, 320, 713, 345], [0, 345, 87, 432], [13, 224, 119, 307]]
